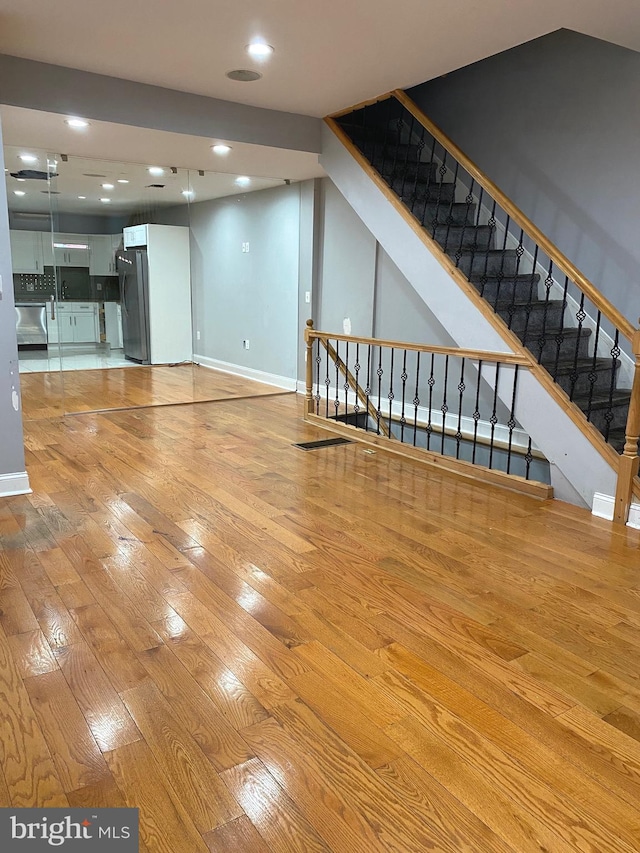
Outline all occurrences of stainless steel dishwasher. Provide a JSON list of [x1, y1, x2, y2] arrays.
[[15, 303, 48, 350]]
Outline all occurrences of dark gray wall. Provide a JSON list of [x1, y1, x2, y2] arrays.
[[408, 29, 640, 326], [0, 115, 27, 483], [0, 54, 321, 153]]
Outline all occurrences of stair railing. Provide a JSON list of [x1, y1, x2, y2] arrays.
[[304, 320, 552, 499], [614, 326, 640, 523], [328, 90, 640, 521]]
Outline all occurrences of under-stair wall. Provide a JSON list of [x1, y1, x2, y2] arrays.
[[320, 122, 618, 507]]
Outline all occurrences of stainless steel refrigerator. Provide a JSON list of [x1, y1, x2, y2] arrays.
[[117, 248, 150, 364]]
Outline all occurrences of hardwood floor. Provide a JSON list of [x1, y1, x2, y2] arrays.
[[19, 364, 288, 419], [3, 391, 640, 851]]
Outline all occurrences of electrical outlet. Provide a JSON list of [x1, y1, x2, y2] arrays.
[[305, 291, 311, 304], [243, 339, 250, 350], [196, 330, 201, 341]]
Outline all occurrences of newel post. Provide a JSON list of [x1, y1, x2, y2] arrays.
[[304, 319, 315, 416], [613, 323, 640, 524]]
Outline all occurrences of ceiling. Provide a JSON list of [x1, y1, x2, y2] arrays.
[[1, 105, 325, 215], [0, 0, 637, 117]]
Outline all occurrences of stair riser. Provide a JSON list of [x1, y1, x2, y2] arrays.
[[554, 366, 619, 398], [496, 303, 565, 333], [378, 160, 439, 182], [453, 252, 519, 277], [390, 178, 455, 203], [524, 334, 591, 363], [472, 278, 540, 303], [405, 199, 476, 226], [586, 403, 630, 434], [433, 225, 494, 251]]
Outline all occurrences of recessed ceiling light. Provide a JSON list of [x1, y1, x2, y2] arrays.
[[246, 42, 274, 59], [19, 154, 38, 163], [117, 179, 129, 184], [148, 167, 164, 176], [182, 190, 194, 198], [78, 196, 86, 199], [16, 178, 26, 182], [226, 69, 262, 82], [102, 183, 114, 190], [65, 118, 90, 129], [212, 144, 232, 155], [99, 197, 111, 203], [235, 176, 251, 186], [13, 190, 26, 196]]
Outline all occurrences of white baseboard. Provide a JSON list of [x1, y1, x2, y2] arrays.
[[0, 471, 31, 498], [192, 355, 297, 392], [592, 492, 640, 529]]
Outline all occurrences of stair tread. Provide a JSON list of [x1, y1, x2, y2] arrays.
[[541, 356, 619, 371], [571, 390, 632, 408], [470, 273, 541, 283], [520, 326, 592, 339]]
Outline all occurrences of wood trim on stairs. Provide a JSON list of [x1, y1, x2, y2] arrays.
[[324, 114, 623, 476]]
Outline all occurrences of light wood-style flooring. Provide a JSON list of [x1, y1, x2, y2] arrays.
[[3, 390, 640, 852], [20, 364, 288, 419]]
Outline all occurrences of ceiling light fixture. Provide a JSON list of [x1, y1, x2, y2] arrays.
[[102, 183, 114, 189], [13, 190, 26, 196], [182, 190, 194, 198], [78, 195, 86, 199], [99, 197, 111, 203], [16, 178, 26, 182], [19, 154, 38, 163], [226, 69, 262, 82], [65, 118, 90, 129], [148, 167, 164, 176], [117, 179, 129, 184], [212, 144, 232, 155], [246, 41, 274, 59], [235, 176, 251, 186]]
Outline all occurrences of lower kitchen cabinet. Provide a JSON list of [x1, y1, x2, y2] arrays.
[[48, 303, 100, 344]]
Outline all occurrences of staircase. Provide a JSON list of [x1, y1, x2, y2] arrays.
[[334, 96, 633, 453]]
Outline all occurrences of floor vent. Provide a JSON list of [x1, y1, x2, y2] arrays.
[[294, 437, 353, 451]]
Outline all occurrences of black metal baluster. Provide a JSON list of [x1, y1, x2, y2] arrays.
[[432, 150, 449, 241], [444, 161, 460, 258], [399, 112, 417, 201], [376, 346, 383, 435], [453, 176, 475, 275], [585, 311, 602, 419], [494, 213, 511, 309], [524, 437, 533, 481], [535, 258, 555, 364], [400, 349, 408, 442], [455, 357, 465, 459], [520, 244, 540, 343], [418, 133, 437, 227], [551, 275, 570, 382], [365, 344, 372, 432], [506, 365, 519, 475], [324, 339, 330, 418], [570, 294, 587, 401], [505, 228, 525, 332], [488, 362, 500, 470], [480, 200, 498, 303], [388, 347, 395, 433], [314, 339, 321, 415], [378, 97, 394, 183], [344, 340, 349, 419], [353, 343, 361, 428], [472, 359, 483, 464], [334, 339, 340, 419], [413, 351, 421, 446], [441, 354, 449, 455], [426, 353, 435, 450], [604, 330, 621, 443]]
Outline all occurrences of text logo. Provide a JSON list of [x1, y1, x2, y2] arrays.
[[0, 809, 138, 850]]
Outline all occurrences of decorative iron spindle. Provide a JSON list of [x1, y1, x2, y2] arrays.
[[334, 339, 340, 416], [472, 359, 483, 464], [413, 351, 420, 446], [365, 344, 372, 432], [324, 342, 330, 417], [506, 365, 519, 474], [585, 311, 602, 416], [400, 349, 408, 442], [344, 341, 349, 417], [441, 355, 449, 455], [354, 343, 361, 424], [488, 362, 500, 469], [604, 330, 621, 442], [315, 339, 321, 415], [455, 358, 465, 459], [426, 353, 435, 450], [376, 346, 383, 435]]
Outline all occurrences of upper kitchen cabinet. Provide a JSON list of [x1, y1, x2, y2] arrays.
[[9, 230, 45, 273], [89, 234, 118, 275], [53, 233, 90, 266]]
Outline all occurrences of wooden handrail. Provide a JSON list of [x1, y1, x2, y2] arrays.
[[392, 90, 637, 345], [307, 326, 530, 365], [614, 325, 640, 523]]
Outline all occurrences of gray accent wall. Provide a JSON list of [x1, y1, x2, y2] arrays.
[[408, 29, 640, 326], [0, 114, 28, 489], [189, 183, 301, 381], [0, 54, 321, 153]]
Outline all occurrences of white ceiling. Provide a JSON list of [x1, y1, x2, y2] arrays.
[[0, 0, 637, 117], [1, 105, 325, 215]]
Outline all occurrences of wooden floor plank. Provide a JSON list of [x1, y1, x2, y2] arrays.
[[1, 385, 639, 850]]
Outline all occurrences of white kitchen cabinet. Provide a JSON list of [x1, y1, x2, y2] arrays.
[[48, 302, 99, 344], [89, 235, 117, 275], [53, 233, 90, 266], [104, 302, 123, 348], [10, 230, 45, 273]]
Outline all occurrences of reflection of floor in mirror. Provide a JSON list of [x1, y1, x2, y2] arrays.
[[19, 363, 292, 420], [18, 347, 134, 373]]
